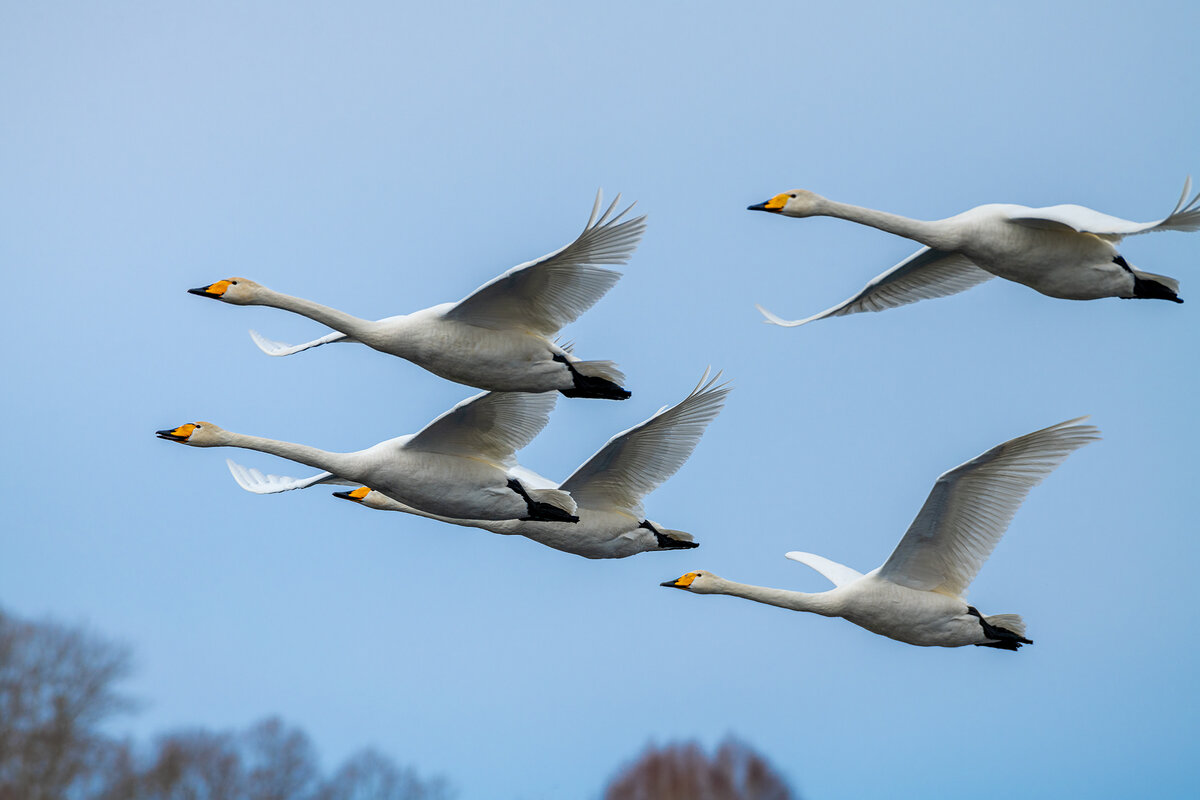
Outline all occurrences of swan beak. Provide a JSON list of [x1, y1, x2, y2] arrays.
[[747, 195, 787, 213], [660, 572, 698, 589], [156, 423, 196, 443], [333, 487, 372, 503], [188, 279, 232, 299]]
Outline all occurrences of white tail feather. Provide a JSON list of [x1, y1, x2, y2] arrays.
[[1132, 269, 1180, 293], [984, 614, 1026, 638], [571, 359, 625, 384], [527, 487, 577, 516]]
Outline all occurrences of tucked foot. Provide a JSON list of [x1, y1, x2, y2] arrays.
[[967, 606, 1033, 651], [508, 479, 580, 523], [640, 520, 699, 550], [554, 354, 631, 400]]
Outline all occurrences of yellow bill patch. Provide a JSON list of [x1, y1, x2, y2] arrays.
[[764, 193, 790, 210], [205, 279, 233, 296], [170, 423, 197, 440], [349, 487, 371, 500], [674, 572, 699, 588]]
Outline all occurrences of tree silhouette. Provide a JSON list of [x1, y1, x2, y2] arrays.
[[603, 737, 796, 800], [0, 607, 452, 800]]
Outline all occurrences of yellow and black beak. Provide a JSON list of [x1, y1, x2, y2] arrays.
[[156, 423, 197, 443], [660, 572, 698, 589], [188, 279, 233, 299], [747, 194, 789, 213], [333, 487, 372, 503]]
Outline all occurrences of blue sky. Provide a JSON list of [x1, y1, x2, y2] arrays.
[[2, 2, 1198, 797]]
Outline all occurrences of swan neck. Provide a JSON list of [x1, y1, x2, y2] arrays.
[[219, 431, 351, 475], [820, 199, 952, 249], [714, 578, 838, 616], [256, 287, 375, 337]]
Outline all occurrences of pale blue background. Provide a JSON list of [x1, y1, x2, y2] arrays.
[[2, 2, 1198, 797]]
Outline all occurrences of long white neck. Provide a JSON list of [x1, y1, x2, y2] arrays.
[[711, 578, 840, 617], [253, 287, 379, 339], [817, 198, 957, 250], [216, 431, 357, 477]]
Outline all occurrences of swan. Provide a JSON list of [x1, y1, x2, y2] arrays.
[[662, 417, 1099, 649], [156, 390, 579, 523], [189, 192, 645, 399], [223, 370, 731, 558], [749, 180, 1200, 326]]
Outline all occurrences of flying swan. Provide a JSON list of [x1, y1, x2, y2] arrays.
[[156, 390, 578, 523], [749, 180, 1200, 327], [189, 192, 645, 399], [662, 417, 1099, 649], [223, 370, 730, 558]]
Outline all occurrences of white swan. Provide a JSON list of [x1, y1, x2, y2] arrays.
[[156, 390, 579, 523], [224, 371, 731, 558], [189, 192, 645, 398], [749, 180, 1200, 326], [662, 417, 1099, 649]]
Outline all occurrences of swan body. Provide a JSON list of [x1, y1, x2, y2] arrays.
[[156, 391, 578, 523], [663, 418, 1100, 649], [750, 181, 1200, 326], [223, 370, 731, 558], [190, 192, 645, 398]]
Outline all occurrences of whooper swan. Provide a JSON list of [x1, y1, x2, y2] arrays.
[[662, 417, 1099, 649], [749, 181, 1200, 326]]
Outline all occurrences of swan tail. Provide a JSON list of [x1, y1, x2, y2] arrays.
[[1131, 269, 1183, 303], [249, 329, 355, 357], [653, 527, 698, 550], [523, 487, 579, 523], [558, 358, 631, 400], [973, 611, 1032, 651]]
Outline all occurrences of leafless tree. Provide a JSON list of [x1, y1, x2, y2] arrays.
[[0, 607, 452, 800], [603, 737, 796, 800], [0, 607, 133, 800]]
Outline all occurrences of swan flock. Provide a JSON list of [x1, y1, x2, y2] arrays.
[[159, 181, 1197, 650]]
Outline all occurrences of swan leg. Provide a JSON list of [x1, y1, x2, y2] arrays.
[[507, 479, 579, 523], [1114, 256, 1184, 303], [639, 520, 698, 550], [967, 606, 1032, 651], [552, 354, 631, 400]]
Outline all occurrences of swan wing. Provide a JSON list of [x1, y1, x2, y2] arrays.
[[756, 248, 994, 328], [785, 551, 864, 588], [249, 329, 355, 357], [405, 390, 557, 463], [558, 369, 729, 514], [877, 418, 1100, 597], [226, 458, 356, 494], [1007, 177, 1200, 238], [444, 191, 646, 336]]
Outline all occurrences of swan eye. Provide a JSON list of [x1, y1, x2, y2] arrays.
[[789, 194, 796, 198], [230, 281, 238, 285]]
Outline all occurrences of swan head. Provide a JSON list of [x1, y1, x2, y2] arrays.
[[660, 570, 721, 593], [747, 190, 824, 217], [155, 421, 226, 447], [333, 487, 409, 512], [188, 278, 260, 305]]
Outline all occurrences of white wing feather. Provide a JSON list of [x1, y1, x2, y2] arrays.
[[877, 417, 1100, 597], [558, 369, 730, 515], [444, 191, 646, 336], [226, 459, 356, 494], [405, 390, 557, 464], [784, 551, 864, 588], [1007, 177, 1200, 238], [249, 328, 354, 357], [757, 249, 994, 328]]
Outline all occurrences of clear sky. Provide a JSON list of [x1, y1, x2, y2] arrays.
[[2, 2, 1198, 797]]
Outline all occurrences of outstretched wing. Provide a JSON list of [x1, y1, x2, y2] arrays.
[[405, 390, 557, 464], [785, 551, 864, 588], [226, 459, 356, 494], [877, 417, 1100, 597], [444, 191, 646, 336], [757, 248, 994, 328], [1007, 177, 1200, 239], [558, 369, 729, 515]]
